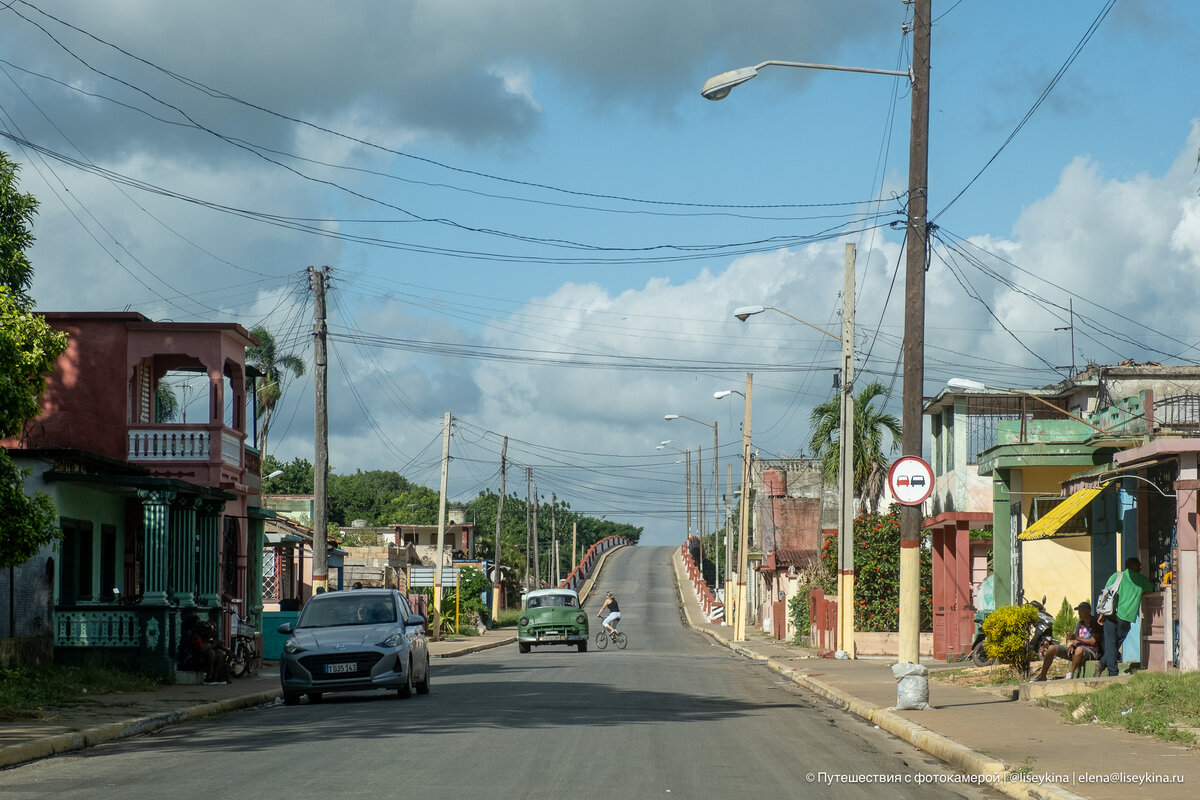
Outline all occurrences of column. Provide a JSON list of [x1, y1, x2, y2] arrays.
[[170, 497, 199, 607], [197, 500, 225, 607], [138, 489, 175, 606]]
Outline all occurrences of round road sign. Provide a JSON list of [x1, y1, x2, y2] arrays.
[[888, 456, 934, 506]]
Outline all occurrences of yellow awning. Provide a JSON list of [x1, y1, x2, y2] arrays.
[[1019, 483, 1109, 541]]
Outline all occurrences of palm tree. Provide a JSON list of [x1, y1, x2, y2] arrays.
[[808, 380, 903, 514], [246, 326, 306, 458]]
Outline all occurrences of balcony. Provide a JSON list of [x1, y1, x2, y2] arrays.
[[128, 425, 243, 468]]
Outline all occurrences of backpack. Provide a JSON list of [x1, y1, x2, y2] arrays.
[[1095, 571, 1123, 616]]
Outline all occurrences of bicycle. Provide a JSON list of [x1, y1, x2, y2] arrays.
[[223, 609, 259, 678], [593, 625, 627, 650]]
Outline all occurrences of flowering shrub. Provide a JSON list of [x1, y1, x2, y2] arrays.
[[820, 504, 933, 632], [981, 603, 1040, 676]]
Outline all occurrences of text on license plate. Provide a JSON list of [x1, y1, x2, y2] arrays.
[[325, 662, 356, 674]]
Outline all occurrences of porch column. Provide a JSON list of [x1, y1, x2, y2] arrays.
[[170, 497, 199, 607], [1176, 459, 1199, 671], [138, 489, 176, 606], [991, 471, 1013, 605], [197, 501, 225, 607]]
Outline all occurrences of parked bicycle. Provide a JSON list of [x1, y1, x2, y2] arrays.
[[593, 625, 627, 650], [223, 608, 259, 677]]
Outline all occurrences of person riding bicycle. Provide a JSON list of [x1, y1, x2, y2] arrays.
[[596, 592, 621, 636]]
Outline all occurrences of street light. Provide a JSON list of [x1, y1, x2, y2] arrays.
[[715, 373, 754, 641], [734, 262, 857, 657], [666, 413, 720, 601], [657, 442, 693, 544], [704, 1, 930, 663]]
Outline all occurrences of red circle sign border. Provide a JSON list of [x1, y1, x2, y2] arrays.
[[887, 456, 934, 506]]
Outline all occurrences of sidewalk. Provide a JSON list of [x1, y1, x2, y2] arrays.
[[670, 550, 1196, 800], [0, 628, 516, 771]]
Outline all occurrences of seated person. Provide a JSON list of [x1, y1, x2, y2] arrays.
[[178, 616, 230, 685], [1032, 601, 1101, 681]]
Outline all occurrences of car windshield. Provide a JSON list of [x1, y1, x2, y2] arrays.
[[297, 595, 397, 628], [527, 594, 577, 609]]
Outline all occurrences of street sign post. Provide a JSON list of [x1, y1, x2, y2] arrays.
[[887, 456, 934, 507]]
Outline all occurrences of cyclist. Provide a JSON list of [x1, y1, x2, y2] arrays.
[[596, 592, 621, 637]]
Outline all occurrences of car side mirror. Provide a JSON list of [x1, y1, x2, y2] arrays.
[[277, 622, 294, 634], [407, 613, 426, 627]]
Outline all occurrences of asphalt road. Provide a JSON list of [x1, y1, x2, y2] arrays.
[[0, 546, 1001, 799]]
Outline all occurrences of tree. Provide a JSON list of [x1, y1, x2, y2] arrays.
[[0, 153, 67, 584], [808, 380, 903, 514], [261, 454, 313, 494], [246, 326, 306, 458]]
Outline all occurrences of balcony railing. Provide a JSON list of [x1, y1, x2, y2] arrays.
[[128, 427, 210, 461], [55, 609, 140, 648]]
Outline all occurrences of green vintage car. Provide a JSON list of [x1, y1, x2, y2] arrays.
[[517, 588, 589, 653]]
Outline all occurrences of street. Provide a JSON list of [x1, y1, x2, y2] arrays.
[[0, 547, 1000, 799]]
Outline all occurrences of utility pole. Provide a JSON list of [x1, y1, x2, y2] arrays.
[[532, 484, 540, 588], [734, 372, 753, 642], [713, 421, 720, 598], [571, 522, 578, 572], [492, 437, 507, 623], [838, 243, 857, 657], [684, 449, 692, 544], [899, 0, 932, 665], [525, 468, 532, 588], [434, 411, 451, 636], [725, 462, 733, 605], [551, 493, 558, 586], [310, 266, 329, 596]]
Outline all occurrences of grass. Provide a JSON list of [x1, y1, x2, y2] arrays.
[[0, 660, 158, 721], [1056, 672, 1200, 745]]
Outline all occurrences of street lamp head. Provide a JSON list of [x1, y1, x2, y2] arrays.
[[733, 305, 765, 322], [665, 414, 680, 421], [946, 377, 987, 391], [713, 390, 733, 400], [265, 469, 283, 479], [701, 66, 759, 100], [659, 440, 672, 446]]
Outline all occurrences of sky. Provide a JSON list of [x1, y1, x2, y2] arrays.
[[2, 1, 1199, 546]]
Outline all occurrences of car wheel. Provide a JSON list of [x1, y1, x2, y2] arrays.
[[307, 692, 323, 703], [283, 693, 301, 707], [397, 658, 414, 699], [578, 640, 588, 653], [415, 655, 431, 695], [518, 642, 531, 654]]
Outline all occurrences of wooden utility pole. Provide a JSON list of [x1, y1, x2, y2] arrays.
[[551, 493, 558, 586], [492, 437, 507, 623], [734, 372, 753, 642], [532, 483, 540, 588], [899, 0, 932, 665], [525, 468, 532, 588], [310, 266, 329, 596], [434, 411, 451, 634], [571, 522, 577, 572]]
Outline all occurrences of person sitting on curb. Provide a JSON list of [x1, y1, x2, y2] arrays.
[[1032, 601, 1101, 682]]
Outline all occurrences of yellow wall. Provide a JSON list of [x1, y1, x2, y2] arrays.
[[1016, 466, 1095, 608]]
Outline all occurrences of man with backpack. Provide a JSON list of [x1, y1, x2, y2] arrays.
[[1097, 557, 1157, 677]]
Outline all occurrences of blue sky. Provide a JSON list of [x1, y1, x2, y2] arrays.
[[2, 1, 1198, 546]]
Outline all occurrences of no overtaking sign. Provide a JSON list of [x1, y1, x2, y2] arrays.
[[887, 456, 934, 506]]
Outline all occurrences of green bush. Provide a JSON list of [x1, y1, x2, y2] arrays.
[[821, 505, 933, 632], [982, 604, 1040, 677]]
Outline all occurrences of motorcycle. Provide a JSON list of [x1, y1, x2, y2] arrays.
[[967, 596, 1057, 667]]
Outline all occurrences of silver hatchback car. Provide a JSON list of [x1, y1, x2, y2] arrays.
[[278, 589, 430, 705]]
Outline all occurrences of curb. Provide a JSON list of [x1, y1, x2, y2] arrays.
[[0, 689, 281, 770], [432, 635, 516, 658], [669, 551, 1087, 800]]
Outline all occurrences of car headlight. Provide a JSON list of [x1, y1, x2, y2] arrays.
[[283, 638, 305, 655], [519, 617, 529, 627], [576, 614, 587, 625], [381, 633, 404, 648]]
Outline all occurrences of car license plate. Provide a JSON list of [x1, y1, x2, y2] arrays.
[[325, 662, 356, 674]]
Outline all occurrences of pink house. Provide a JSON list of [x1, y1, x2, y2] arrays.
[[1, 312, 270, 674]]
